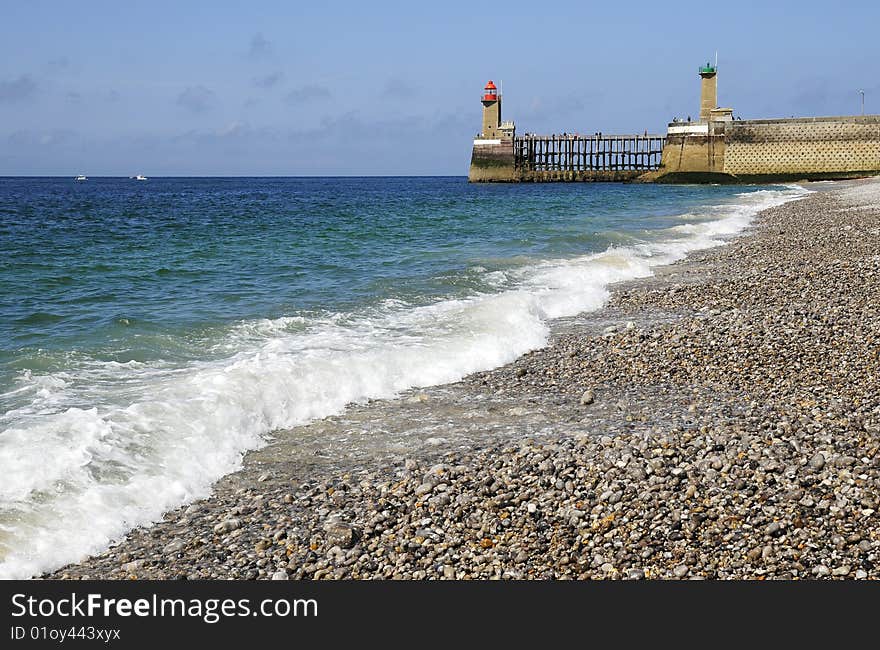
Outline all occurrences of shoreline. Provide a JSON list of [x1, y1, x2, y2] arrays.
[[46, 179, 880, 579]]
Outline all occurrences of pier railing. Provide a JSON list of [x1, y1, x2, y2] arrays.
[[514, 134, 666, 172]]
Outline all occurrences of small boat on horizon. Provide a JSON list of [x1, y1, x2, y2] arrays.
[[133, 174, 147, 181], [75, 175, 87, 181]]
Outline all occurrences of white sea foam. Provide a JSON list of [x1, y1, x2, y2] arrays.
[[0, 184, 810, 579]]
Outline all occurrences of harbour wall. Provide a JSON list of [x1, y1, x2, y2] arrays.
[[654, 115, 880, 183], [723, 116, 880, 181]]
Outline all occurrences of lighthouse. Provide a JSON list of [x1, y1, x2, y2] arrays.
[[699, 62, 718, 122], [469, 79, 516, 182], [478, 80, 515, 140], [480, 80, 501, 138]]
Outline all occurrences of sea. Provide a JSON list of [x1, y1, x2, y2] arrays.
[[0, 176, 809, 579]]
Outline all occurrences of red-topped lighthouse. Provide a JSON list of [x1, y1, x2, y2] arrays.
[[470, 78, 516, 182], [482, 80, 498, 102], [480, 80, 501, 138]]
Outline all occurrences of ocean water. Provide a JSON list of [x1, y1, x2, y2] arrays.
[[0, 176, 809, 578]]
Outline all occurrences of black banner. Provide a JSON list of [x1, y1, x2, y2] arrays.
[[1, 580, 874, 646]]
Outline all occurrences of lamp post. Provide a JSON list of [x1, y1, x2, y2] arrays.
[[859, 89, 865, 115]]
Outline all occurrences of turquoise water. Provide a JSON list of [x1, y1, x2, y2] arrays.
[[0, 176, 808, 578], [2, 178, 779, 362]]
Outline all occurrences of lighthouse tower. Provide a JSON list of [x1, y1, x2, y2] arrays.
[[699, 62, 718, 122], [480, 80, 501, 138]]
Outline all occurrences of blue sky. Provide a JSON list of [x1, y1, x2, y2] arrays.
[[1, 0, 878, 175]]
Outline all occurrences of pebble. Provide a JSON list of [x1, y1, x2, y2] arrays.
[[163, 540, 185, 554], [809, 453, 826, 471], [213, 519, 241, 534], [415, 483, 434, 496], [121, 559, 145, 574], [323, 519, 359, 549]]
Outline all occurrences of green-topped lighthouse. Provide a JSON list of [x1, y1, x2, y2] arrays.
[[699, 62, 718, 122]]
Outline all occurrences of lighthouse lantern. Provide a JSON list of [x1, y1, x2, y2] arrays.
[[482, 80, 498, 102]]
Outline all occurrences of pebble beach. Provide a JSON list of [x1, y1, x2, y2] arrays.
[[47, 179, 880, 580]]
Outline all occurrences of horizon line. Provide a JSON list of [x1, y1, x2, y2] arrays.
[[0, 174, 470, 179]]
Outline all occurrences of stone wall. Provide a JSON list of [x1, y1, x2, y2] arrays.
[[468, 140, 516, 182], [656, 133, 726, 180], [723, 116, 880, 179]]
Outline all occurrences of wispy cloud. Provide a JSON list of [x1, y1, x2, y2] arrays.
[[285, 84, 332, 104], [519, 92, 593, 123], [253, 71, 284, 89], [217, 121, 249, 137], [176, 85, 217, 113], [248, 33, 274, 60], [0, 75, 37, 103], [382, 78, 418, 99], [7, 128, 76, 147]]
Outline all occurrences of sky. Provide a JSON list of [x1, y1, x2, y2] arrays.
[[1, 0, 879, 176]]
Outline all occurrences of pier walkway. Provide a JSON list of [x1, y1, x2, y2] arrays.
[[515, 134, 666, 174]]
